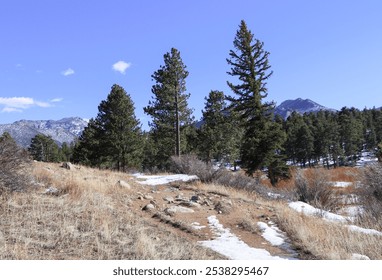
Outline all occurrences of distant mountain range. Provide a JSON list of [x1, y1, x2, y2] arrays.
[[196, 98, 337, 128], [274, 98, 337, 119], [0, 98, 338, 148], [0, 117, 88, 148]]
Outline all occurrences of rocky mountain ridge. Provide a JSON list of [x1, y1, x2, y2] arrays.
[[274, 98, 336, 119], [0, 117, 88, 147]]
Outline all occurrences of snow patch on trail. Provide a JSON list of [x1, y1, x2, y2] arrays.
[[199, 216, 284, 260], [257, 222, 285, 246]]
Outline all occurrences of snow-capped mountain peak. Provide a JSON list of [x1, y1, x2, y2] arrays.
[[274, 98, 336, 119]]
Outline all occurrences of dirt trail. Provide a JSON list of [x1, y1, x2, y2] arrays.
[[127, 179, 298, 260]]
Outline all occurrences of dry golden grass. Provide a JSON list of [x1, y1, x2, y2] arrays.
[[0, 162, 222, 260], [2, 161, 380, 260], [271, 200, 382, 260]]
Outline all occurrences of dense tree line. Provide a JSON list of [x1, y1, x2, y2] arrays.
[[283, 107, 382, 168], [24, 20, 382, 187], [28, 134, 74, 163]]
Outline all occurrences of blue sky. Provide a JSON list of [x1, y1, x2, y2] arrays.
[[1, 0, 382, 129]]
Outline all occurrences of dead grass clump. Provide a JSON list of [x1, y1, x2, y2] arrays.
[[214, 199, 234, 214], [214, 169, 257, 191], [328, 167, 359, 183], [237, 213, 259, 234], [295, 168, 339, 211], [274, 202, 382, 259], [152, 212, 197, 235]]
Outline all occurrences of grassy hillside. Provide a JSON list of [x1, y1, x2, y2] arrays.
[[0, 162, 381, 260]]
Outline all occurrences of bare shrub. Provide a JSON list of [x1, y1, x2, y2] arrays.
[[215, 170, 253, 190], [358, 164, 382, 230], [170, 155, 272, 196], [0, 133, 31, 194], [170, 155, 219, 183], [295, 169, 338, 211]]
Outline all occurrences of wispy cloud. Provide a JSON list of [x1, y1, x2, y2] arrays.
[[112, 61, 131, 75], [50, 98, 63, 103], [61, 68, 75, 76], [0, 97, 53, 113], [2, 107, 23, 113]]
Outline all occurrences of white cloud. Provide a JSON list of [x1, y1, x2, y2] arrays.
[[0, 97, 34, 109], [112, 60, 131, 75], [51, 98, 63, 103], [35, 101, 51, 108], [2, 107, 23, 113], [0, 97, 53, 113], [61, 68, 75, 76]]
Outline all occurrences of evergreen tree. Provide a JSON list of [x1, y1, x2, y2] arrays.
[[60, 142, 73, 162], [325, 112, 342, 167], [198, 90, 241, 164], [226, 20, 288, 184], [338, 107, 364, 165], [144, 48, 193, 169], [74, 84, 143, 170], [72, 118, 101, 166], [363, 108, 377, 150], [372, 109, 382, 144], [28, 134, 60, 162]]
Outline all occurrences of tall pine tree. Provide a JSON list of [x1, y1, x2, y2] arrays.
[[226, 20, 288, 184], [144, 48, 193, 169], [73, 84, 143, 170]]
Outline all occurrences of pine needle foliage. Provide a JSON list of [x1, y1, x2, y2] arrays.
[[226, 20, 289, 185]]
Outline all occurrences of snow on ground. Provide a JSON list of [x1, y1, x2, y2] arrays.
[[356, 151, 378, 166], [267, 192, 282, 199], [331, 181, 353, 188], [288, 201, 351, 222], [133, 174, 198, 186], [347, 225, 382, 237], [289, 201, 382, 237], [340, 205, 363, 217], [257, 222, 285, 246], [199, 216, 284, 260], [190, 222, 206, 230], [351, 253, 371, 260]]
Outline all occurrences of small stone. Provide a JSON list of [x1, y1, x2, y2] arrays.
[[142, 204, 155, 211], [190, 195, 199, 202], [116, 180, 131, 189], [44, 186, 59, 195], [179, 201, 201, 208], [165, 206, 195, 215], [163, 196, 175, 203], [61, 162, 73, 170], [144, 194, 154, 200]]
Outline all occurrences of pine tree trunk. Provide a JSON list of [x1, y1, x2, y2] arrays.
[[175, 93, 180, 157]]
